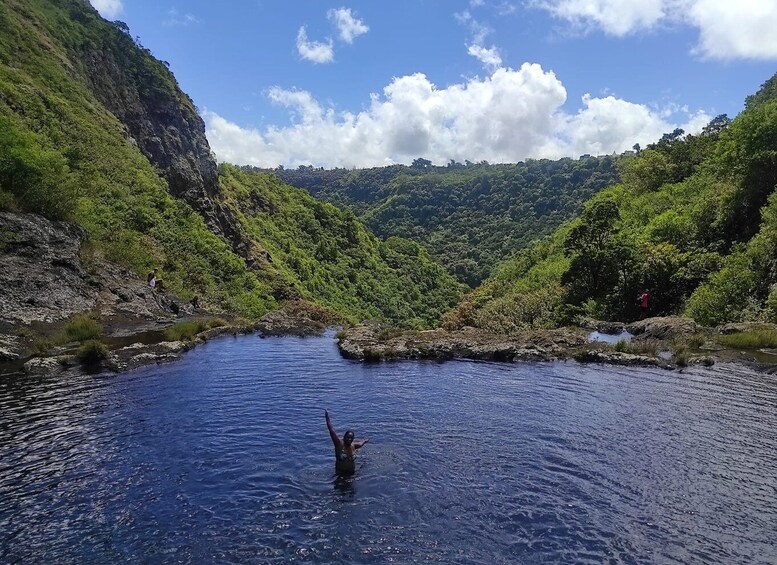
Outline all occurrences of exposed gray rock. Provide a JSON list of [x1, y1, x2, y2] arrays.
[[626, 317, 698, 340], [256, 310, 325, 337], [579, 318, 625, 334], [573, 349, 674, 369], [337, 323, 588, 363], [23, 357, 64, 375], [0, 347, 19, 361], [110, 340, 192, 372], [0, 213, 98, 324]]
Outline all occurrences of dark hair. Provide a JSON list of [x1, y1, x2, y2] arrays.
[[343, 430, 354, 443]]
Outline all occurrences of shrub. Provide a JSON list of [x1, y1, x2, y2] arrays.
[[76, 340, 109, 365], [63, 314, 102, 342], [164, 320, 207, 341]]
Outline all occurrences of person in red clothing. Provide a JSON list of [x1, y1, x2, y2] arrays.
[[638, 289, 649, 318]]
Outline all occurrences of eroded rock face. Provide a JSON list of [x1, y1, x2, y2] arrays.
[[79, 36, 247, 254], [337, 323, 589, 363], [626, 317, 698, 340], [255, 310, 326, 337], [0, 213, 194, 329], [0, 213, 98, 324]]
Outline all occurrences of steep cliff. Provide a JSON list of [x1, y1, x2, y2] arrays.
[[0, 0, 464, 327]]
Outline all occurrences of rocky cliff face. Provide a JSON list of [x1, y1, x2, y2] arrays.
[[74, 6, 246, 252], [0, 212, 193, 327], [0, 212, 98, 324]]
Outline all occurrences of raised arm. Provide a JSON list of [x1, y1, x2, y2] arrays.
[[325, 410, 342, 450], [353, 438, 369, 450]]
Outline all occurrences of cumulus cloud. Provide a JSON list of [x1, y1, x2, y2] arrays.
[[533, 0, 777, 60], [327, 7, 369, 44], [689, 0, 777, 60], [456, 10, 504, 70], [204, 63, 708, 168], [467, 44, 503, 69], [89, 0, 123, 19], [296, 27, 334, 64]]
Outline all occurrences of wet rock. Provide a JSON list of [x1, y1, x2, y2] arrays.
[[23, 357, 64, 375], [111, 340, 192, 372], [572, 349, 674, 369], [337, 323, 588, 363], [255, 310, 325, 337], [0, 347, 19, 362]]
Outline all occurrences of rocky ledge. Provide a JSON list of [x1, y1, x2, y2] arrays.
[[336, 323, 673, 369]]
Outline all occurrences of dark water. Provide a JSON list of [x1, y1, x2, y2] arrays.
[[1, 334, 776, 564]]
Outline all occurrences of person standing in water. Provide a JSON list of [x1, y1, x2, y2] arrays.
[[325, 409, 368, 475]]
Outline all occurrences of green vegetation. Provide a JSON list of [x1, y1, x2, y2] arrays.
[[220, 165, 465, 326], [164, 318, 227, 342], [75, 339, 109, 365], [445, 73, 777, 332], [717, 330, 777, 350], [63, 314, 102, 342], [273, 156, 621, 286], [0, 0, 463, 328]]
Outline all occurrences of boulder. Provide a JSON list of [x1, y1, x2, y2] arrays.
[[255, 310, 325, 337], [626, 317, 698, 340]]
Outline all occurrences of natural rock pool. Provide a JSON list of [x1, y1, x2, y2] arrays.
[[1, 332, 775, 563]]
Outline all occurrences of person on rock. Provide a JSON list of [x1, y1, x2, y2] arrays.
[[147, 268, 164, 292], [325, 409, 368, 475], [637, 289, 649, 318]]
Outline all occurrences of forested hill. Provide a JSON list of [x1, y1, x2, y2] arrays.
[[443, 75, 777, 333], [271, 157, 622, 286], [0, 0, 463, 327]]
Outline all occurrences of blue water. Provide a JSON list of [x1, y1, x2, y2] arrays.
[[1, 333, 776, 564]]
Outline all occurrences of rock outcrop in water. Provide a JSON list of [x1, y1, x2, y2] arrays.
[[337, 323, 590, 363]]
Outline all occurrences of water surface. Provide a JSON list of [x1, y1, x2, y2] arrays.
[[1, 333, 775, 563]]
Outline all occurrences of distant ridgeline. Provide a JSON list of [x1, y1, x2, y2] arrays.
[[0, 0, 463, 327], [272, 157, 622, 287], [443, 74, 777, 332]]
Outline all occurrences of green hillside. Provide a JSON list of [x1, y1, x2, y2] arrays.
[[444, 77, 777, 332], [0, 0, 463, 326], [273, 156, 621, 286]]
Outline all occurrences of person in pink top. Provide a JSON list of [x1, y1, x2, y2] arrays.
[[638, 289, 649, 318]]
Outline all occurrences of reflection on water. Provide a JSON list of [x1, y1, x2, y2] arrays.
[[1, 332, 776, 563]]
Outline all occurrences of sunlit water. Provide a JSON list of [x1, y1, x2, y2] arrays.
[[1, 333, 776, 564]]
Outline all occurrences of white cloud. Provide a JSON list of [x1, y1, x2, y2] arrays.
[[89, 0, 123, 19], [165, 9, 199, 27], [296, 27, 334, 64], [467, 44, 503, 69], [532, 0, 668, 37], [689, 0, 777, 60], [204, 63, 708, 168], [456, 10, 504, 70], [533, 0, 777, 60], [327, 7, 369, 44]]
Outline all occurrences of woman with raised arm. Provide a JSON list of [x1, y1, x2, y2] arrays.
[[325, 409, 369, 475]]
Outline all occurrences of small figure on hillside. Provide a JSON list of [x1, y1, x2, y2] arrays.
[[325, 409, 369, 475], [147, 268, 164, 292], [190, 295, 200, 309], [637, 289, 649, 318]]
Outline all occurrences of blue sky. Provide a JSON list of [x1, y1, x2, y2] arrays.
[[89, 0, 777, 168]]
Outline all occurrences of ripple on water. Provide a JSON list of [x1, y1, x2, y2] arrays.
[[1, 334, 776, 564]]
